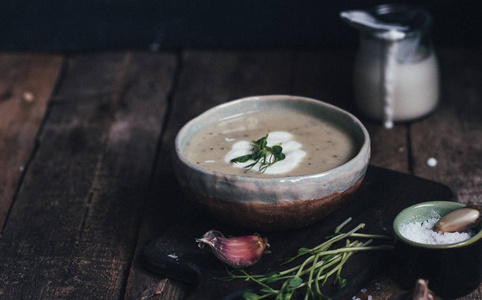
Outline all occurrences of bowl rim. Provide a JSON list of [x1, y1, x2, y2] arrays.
[[174, 94, 371, 182], [393, 201, 482, 249]]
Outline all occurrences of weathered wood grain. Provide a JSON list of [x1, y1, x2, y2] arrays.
[[411, 47, 482, 207], [141, 166, 453, 300], [0, 52, 177, 299], [130, 49, 481, 300], [353, 47, 482, 300], [292, 49, 410, 174], [0, 48, 480, 300], [0, 53, 63, 231], [124, 50, 296, 300], [292, 48, 481, 299], [409, 47, 482, 300], [291, 48, 410, 300]]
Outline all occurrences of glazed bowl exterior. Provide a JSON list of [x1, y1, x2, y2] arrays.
[[393, 201, 482, 299], [174, 95, 370, 231]]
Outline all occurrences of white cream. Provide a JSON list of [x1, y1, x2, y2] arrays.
[[182, 107, 358, 178], [354, 35, 439, 126], [382, 30, 404, 129], [224, 131, 307, 175]]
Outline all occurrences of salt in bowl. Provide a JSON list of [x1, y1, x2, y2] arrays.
[[393, 201, 482, 299]]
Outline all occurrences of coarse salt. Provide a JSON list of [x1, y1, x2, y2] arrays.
[[426, 157, 437, 167], [167, 253, 178, 260], [399, 214, 475, 245]]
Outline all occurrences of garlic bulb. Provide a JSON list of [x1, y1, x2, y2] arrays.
[[196, 230, 269, 268], [389, 279, 442, 300]]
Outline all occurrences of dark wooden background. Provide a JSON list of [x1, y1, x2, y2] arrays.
[[0, 1, 481, 299], [1, 0, 481, 51]]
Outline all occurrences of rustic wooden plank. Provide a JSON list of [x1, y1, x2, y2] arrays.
[[292, 48, 410, 300], [292, 49, 356, 112], [293, 49, 410, 174], [357, 47, 482, 300], [141, 166, 452, 300], [124, 50, 295, 300], [0, 52, 177, 298], [1, 48, 479, 300], [174, 50, 296, 102], [278, 49, 482, 299], [411, 47, 482, 207], [0, 53, 63, 231], [128, 48, 482, 300], [409, 47, 482, 300], [129, 49, 413, 300]]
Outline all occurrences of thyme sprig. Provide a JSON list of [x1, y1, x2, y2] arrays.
[[230, 134, 286, 173], [216, 217, 393, 300]]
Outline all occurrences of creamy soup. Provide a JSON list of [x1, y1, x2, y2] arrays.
[[182, 108, 358, 178]]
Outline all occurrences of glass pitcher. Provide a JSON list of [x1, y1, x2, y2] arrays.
[[342, 4, 439, 128]]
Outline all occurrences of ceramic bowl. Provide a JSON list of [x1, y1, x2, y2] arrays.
[[393, 201, 482, 299], [173, 95, 370, 231]]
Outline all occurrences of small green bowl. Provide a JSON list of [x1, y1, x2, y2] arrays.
[[393, 201, 482, 299]]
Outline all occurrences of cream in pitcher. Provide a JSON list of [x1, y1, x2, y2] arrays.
[[341, 4, 440, 128]]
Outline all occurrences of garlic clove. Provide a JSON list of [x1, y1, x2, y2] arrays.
[[196, 229, 225, 249], [433, 206, 481, 233], [389, 279, 442, 300], [195, 230, 269, 268]]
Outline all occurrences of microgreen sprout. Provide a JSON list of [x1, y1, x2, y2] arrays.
[[216, 218, 394, 300], [230, 134, 286, 173]]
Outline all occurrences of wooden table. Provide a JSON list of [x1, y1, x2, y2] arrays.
[[0, 47, 481, 299]]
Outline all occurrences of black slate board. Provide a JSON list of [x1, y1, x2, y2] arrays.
[[142, 166, 454, 299]]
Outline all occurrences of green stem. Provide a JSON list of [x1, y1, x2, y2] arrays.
[[350, 233, 393, 239], [240, 269, 278, 294], [218, 219, 396, 300], [278, 242, 393, 279], [335, 217, 353, 233], [310, 223, 365, 253]]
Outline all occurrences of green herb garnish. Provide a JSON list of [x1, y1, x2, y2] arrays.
[[216, 217, 393, 300], [230, 134, 286, 173]]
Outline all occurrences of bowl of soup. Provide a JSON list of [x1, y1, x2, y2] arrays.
[[173, 95, 370, 231]]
